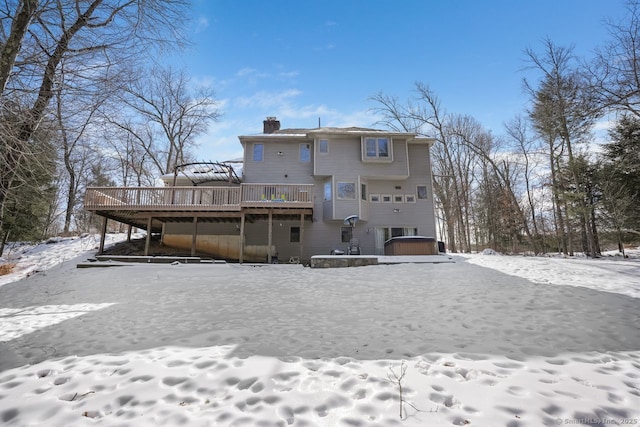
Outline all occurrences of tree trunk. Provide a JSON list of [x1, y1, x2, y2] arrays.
[[63, 172, 75, 234], [0, 229, 10, 257], [549, 151, 568, 254], [19, 0, 104, 145], [0, 0, 39, 94]]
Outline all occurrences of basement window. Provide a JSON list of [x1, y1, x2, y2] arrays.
[[290, 226, 300, 243]]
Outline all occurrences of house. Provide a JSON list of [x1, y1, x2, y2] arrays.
[[84, 117, 437, 262]]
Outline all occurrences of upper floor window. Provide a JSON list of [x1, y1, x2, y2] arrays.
[[318, 139, 329, 153], [300, 143, 311, 162], [362, 137, 392, 161], [417, 185, 428, 199], [253, 143, 264, 161]]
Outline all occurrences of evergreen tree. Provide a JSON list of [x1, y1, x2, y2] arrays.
[[599, 115, 640, 246]]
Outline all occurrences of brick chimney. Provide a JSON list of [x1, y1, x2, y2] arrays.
[[263, 116, 280, 134]]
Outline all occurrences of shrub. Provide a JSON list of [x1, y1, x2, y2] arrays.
[[0, 263, 16, 276]]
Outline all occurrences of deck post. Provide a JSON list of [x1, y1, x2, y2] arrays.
[[127, 224, 132, 242], [144, 216, 153, 256], [191, 216, 198, 256], [99, 216, 108, 254], [267, 210, 273, 264], [239, 212, 245, 264], [299, 213, 305, 261]]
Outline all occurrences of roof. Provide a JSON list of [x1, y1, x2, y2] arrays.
[[159, 162, 242, 185], [239, 126, 423, 141]]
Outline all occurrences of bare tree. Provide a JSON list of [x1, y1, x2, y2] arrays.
[[0, 0, 189, 240], [372, 84, 478, 252], [52, 59, 113, 234], [587, 0, 640, 116], [0, 0, 38, 94], [103, 127, 154, 187], [504, 115, 545, 248], [115, 66, 222, 176]]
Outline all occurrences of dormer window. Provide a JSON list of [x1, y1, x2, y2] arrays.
[[362, 137, 392, 162]]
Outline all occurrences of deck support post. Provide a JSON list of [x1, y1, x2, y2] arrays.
[[239, 212, 245, 264], [299, 213, 305, 262], [191, 216, 198, 256], [267, 210, 273, 264], [144, 216, 153, 256], [99, 216, 108, 254], [127, 224, 132, 242]]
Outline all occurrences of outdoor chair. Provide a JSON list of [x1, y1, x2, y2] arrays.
[[347, 238, 361, 255]]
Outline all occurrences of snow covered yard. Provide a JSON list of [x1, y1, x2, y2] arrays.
[[0, 241, 639, 426]]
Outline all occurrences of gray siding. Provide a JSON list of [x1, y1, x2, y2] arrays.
[[161, 132, 436, 261], [244, 139, 314, 184], [363, 143, 436, 237], [314, 136, 410, 178]]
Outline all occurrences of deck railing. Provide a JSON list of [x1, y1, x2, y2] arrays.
[[241, 183, 314, 208], [84, 184, 314, 211]]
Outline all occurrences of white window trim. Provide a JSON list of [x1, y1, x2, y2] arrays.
[[405, 194, 416, 203], [393, 194, 404, 203], [337, 182, 357, 200], [381, 194, 392, 203], [362, 136, 393, 162], [318, 139, 329, 154], [370, 194, 380, 203], [417, 185, 428, 199]]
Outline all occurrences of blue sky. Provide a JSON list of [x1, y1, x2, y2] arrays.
[[179, 1, 630, 162]]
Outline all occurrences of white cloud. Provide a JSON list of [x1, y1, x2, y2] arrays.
[[195, 16, 209, 32], [234, 67, 271, 85], [194, 120, 245, 162], [314, 43, 336, 51], [190, 74, 234, 93], [279, 70, 300, 78], [593, 118, 614, 132], [236, 67, 257, 77], [235, 89, 303, 109], [332, 109, 380, 128]]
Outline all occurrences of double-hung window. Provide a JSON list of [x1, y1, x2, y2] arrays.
[[318, 139, 329, 153], [362, 137, 392, 161]]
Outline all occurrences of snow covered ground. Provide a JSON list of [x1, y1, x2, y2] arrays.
[[0, 237, 639, 426]]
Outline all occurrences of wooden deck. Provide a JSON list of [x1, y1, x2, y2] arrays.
[[84, 184, 314, 261], [85, 184, 314, 227], [85, 184, 313, 211]]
